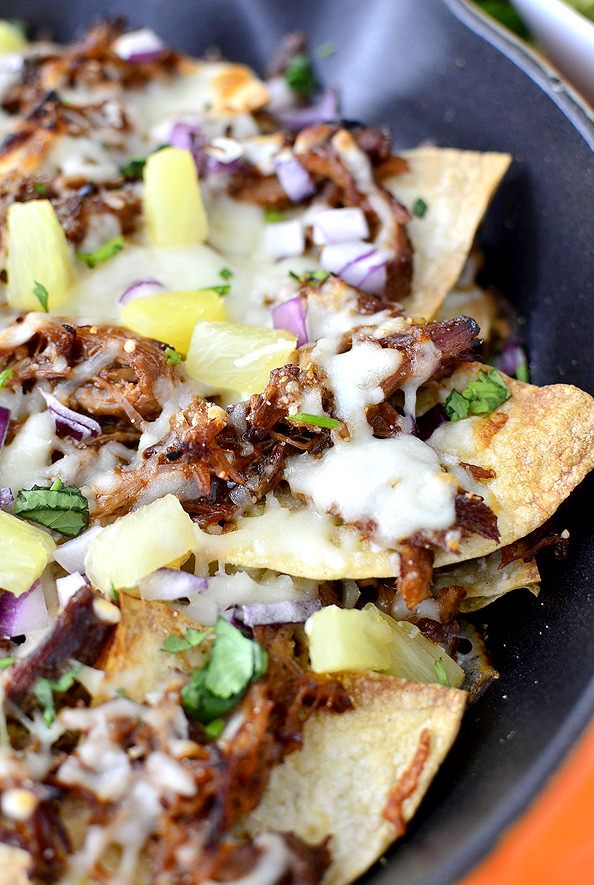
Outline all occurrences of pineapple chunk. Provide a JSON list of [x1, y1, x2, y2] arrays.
[[84, 495, 196, 593], [7, 201, 75, 311], [143, 148, 208, 247], [186, 321, 296, 397], [0, 21, 26, 55], [306, 603, 464, 688], [120, 289, 226, 354], [0, 511, 56, 597]]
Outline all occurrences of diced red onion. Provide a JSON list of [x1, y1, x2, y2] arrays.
[[118, 279, 165, 306], [169, 123, 207, 176], [0, 487, 13, 508], [0, 581, 49, 637], [139, 568, 208, 601], [278, 87, 339, 131], [263, 219, 305, 259], [55, 525, 104, 574], [495, 340, 527, 377], [274, 150, 316, 203], [312, 208, 369, 245], [272, 296, 308, 347], [416, 403, 448, 441], [0, 406, 10, 452], [113, 28, 165, 63], [56, 572, 88, 609], [320, 241, 390, 295], [41, 391, 101, 442], [237, 597, 322, 627]]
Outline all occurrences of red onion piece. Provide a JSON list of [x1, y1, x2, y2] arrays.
[[169, 123, 207, 176], [0, 405, 10, 451], [0, 487, 13, 508], [416, 403, 448, 441], [56, 572, 89, 608], [274, 150, 316, 203], [118, 279, 164, 306], [263, 219, 305, 259], [238, 597, 322, 627], [272, 296, 308, 346], [41, 391, 101, 442], [139, 568, 208, 601], [495, 340, 527, 377], [313, 208, 369, 245], [55, 525, 104, 574], [278, 87, 339, 131], [113, 28, 165, 63], [0, 581, 49, 637], [320, 241, 391, 295]]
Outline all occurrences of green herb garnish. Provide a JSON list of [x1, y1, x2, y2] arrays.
[[444, 369, 511, 422], [516, 359, 530, 383], [50, 477, 63, 491], [289, 412, 341, 429], [115, 687, 128, 698], [288, 269, 330, 286], [219, 267, 233, 280], [204, 718, 225, 739], [162, 627, 214, 654], [201, 284, 230, 297], [32, 280, 49, 313], [434, 658, 450, 687], [317, 41, 336, 58], [181, 618, 267, 724], [110, 584, 120, 605], [0, 657, 14, 670], [77, 235, 124, 269], [412, 197, 429, 218], [264, 209, 285, 223], [33, 665, 81, 727], [165, 347, 182, 366], [34, 181, 47, 196], [284, 53, 318, 97], [0, 368, 13, 389], [14, 484, 89, 537], [120, 156, 147, 179]]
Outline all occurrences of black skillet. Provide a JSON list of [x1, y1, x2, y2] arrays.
[[2, 0, 593, 881]]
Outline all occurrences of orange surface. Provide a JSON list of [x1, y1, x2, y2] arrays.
[[462, 718, 594, 884]]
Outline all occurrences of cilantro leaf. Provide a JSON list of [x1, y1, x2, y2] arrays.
[[204, 717, 225, 739], [516, 359, 530, 383], [0, 657, 14, 670], [284, 53, 318, 97], [200, 284, 230, 297], [264, 209, 284, 223], [434, 658, 450, 687], [77, 236, 124, 269], [14, 484, 89, 537], [181, 667, 244, 723], [34, 181, 47, 195], [412, 197, 429, 218], [219, 267, 233, 280], [120, 156, 146, 179], [444, 369, 511, 422], [32, 281, 49, 313], [288, 269, 330, 286], [33, 665, 81, 726], [0, 368, 13, 389], [289, 412, 341, 429], [164, 347, 182, 366], [162, 627, 214, 654]]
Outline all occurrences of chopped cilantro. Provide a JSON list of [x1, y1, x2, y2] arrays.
[[434, 658, 450, 687], [110, 584, 120, 604], [412, 197, 429, 218], [181, 618, 267, 724], [33, 665, 81, 727], [0, 368, 13, 389], [200, 284, 230, 297], [77, 236, 124, 269], [115, 687, 128, 698], [284, 53, 318, 97], [0, 657, 14, 670], [444, 369, 511, 422], [317, 41, 336, 58], [32, 280, 49, 313], [165, 347, 182, 366], [516, 359, 530, 383], [204, 718, 225, 739], [264, 209, 284, 223], [14, 484, 89, 537], [34, 181, 47, 196], [288, 269, 330, 286], [162, 627, 214, 654], [120, 156, 146, 179], [50, 477, 63, 491], [219, 267, 233, 280], [289, 413, 341, 429]]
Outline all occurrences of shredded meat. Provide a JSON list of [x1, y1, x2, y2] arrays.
[[0, 794, 70, 882], [499, 524, 569, 568], [202, 833, 331, 885], [382, 729, 431, 836], [460, 461, 496, 482], [397, 543, 435, 608], [455, 492, 500, 542]]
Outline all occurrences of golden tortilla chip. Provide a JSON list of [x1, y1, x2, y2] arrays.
[[436, 284, 497, 344], [385, 148, 511, 319], [0, 844, 31, 885], [433, 550, 540, 612], [244, 673, 466, 885], [429, 363, 594, 565], [94, 594, 198, 702]]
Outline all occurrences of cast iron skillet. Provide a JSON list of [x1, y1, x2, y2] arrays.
[[3, 1, 593, 881]]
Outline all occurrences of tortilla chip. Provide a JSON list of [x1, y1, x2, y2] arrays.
[[436, 284, 497, 344], [94, 594, 198, 702], [244, 673, 466, 885], [385, 148, 511, 319], [429, 363, 594, 565], [433, 550, 540, 612], [0, 844, 31, 885]]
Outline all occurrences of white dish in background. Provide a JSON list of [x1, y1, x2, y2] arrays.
[[511, 0, 594, 104]]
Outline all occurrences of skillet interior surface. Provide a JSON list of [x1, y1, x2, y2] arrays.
[[1, 0, 592, 882]]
